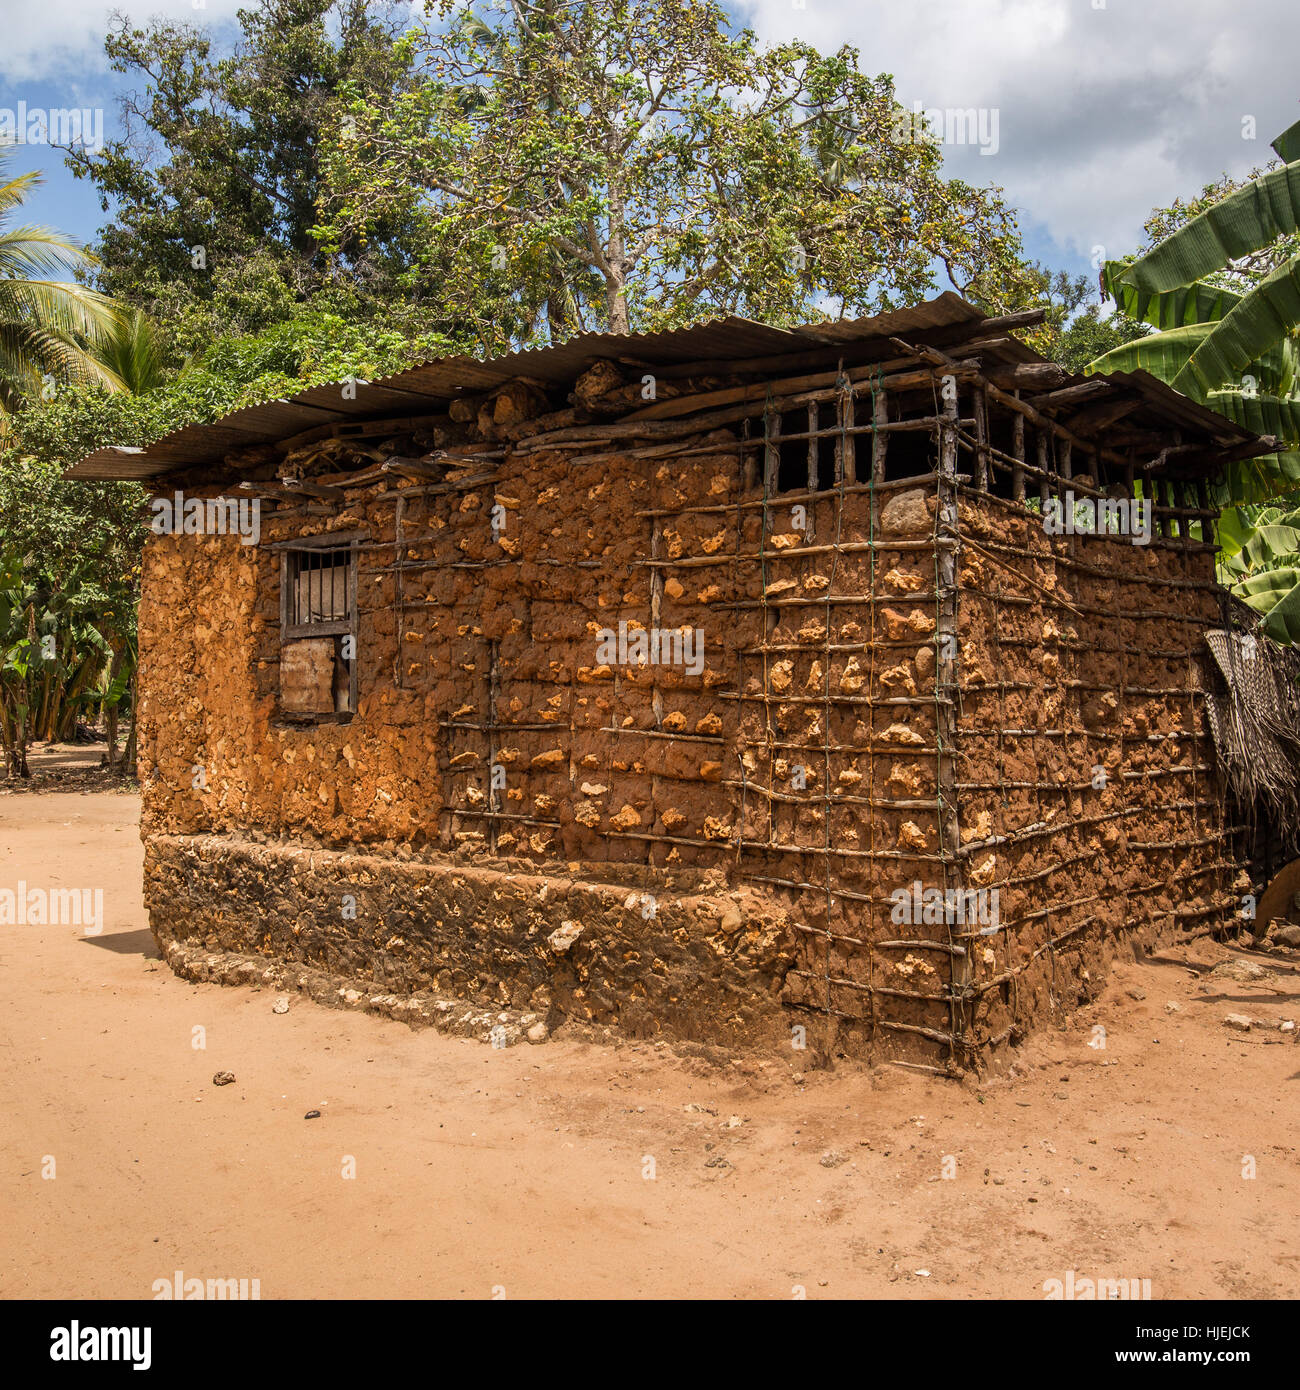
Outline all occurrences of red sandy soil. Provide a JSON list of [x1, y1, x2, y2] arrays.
[[2, 756, 1298, 1299], [0, 740, 136, 795]]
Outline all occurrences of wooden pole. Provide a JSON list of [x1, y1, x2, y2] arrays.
[[937, 383, 970, 1067]]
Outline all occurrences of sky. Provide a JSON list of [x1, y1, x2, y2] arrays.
[[1, 0, 1298, 288]]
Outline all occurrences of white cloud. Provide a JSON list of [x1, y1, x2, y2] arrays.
[[5, 0, 1298, 270], [743, 0, 1300, 261], [0, 0, 245, 83]]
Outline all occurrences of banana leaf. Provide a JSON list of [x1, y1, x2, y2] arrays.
[[1084, 322, 1213, 395], [1262, 579, 1300, 641], [1217, 506, 1249, 564], [1204, 389, 1300, 443], [1102, 261, 1241, 329], [103, 660, 133, 711], [1115, 162, 1300, 292], [1087, 322, 1296, 399], [1221, 522, 1300, 576], [1273, 118, 1300, 165], [1233, 565, 1300, 615], [1209, 451, 1300, 509], [1173, 253, 1300, 397]]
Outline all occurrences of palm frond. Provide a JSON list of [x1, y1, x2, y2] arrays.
[[0, 226, 101, 282], [0, 277, 122, 344]]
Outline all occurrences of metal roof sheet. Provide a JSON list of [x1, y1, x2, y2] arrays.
[[65, 294, 1259, 480]]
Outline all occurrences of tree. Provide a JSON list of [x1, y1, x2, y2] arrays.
[[317, 0, 1039, 347], [0, 149, 122, 421], [1054, 303, 1148, 376], [1094, 116, 1300, 503], [1021, 262, 1147, 371], [65, 0, 432, 360]]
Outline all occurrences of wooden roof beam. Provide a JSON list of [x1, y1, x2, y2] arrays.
[[236, 478, 346, 502], [982, 362, 1068, 392], [1060, 394, 1144, 435], [890, 335, 1132, 468]]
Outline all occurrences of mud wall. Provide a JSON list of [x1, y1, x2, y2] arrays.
[[136, 384, 1238, 1064], [955, 494, 1238, 1054]]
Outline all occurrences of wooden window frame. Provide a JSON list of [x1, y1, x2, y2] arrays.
[[274, 530, 365, 723]]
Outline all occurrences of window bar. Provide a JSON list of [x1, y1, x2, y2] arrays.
[[807, 401, 817, 492]]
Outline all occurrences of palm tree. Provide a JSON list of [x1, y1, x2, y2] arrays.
[[90, 306, 166, 395], [1091, 116, 1300, 505], [0, 146, 123, 419]]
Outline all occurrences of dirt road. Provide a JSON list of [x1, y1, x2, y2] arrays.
[[2, 783, 1297, 1299]]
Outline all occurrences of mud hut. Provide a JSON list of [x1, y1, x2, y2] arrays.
[[69, 294, 1276, 1072]]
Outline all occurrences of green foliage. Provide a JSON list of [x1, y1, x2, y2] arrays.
[[93, 308, 167, 396], [1106, 278, 1241, 332], [0, 548, 133, 774], [1025, 264, 1093, 335], [0, 148, 125, 416], [67, 0, 435, 361], [1089, 321, 1221, 380], [1013, 262, 1147, 372], [1217, 502, 1300, 643], [1053, 304, 1148, 375], [317, 0, 1040, 345], [1096, 122, 1300, 504], [0, 454, 143, 619], [0, 450, 145, 770]]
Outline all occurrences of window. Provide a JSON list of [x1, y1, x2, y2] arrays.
[[286, 548, 353, 636], [774, 410, 809, 494], [277, 536, 361, 720], [769, 401, 851, 495]]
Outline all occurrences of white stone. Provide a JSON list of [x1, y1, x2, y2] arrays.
[[547, 920, 584, 955]]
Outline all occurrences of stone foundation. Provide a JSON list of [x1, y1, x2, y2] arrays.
[[144, 833, 799, 1047]]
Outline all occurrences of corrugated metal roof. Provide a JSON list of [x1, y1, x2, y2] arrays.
[[65, 294, 1259, 479], [68, 297, 988, 479], [1103, 368, 1252, 446]]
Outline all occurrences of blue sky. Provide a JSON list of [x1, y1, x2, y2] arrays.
[[3, 0, 1298, 290], [1, 76, 126, 243]]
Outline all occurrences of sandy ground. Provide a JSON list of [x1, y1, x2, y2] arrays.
[[3, 766, 1299, 1300]]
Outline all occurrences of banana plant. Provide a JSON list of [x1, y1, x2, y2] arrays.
[[1092, 117, 1300, 506], [1216, 502, 1300, 642]]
